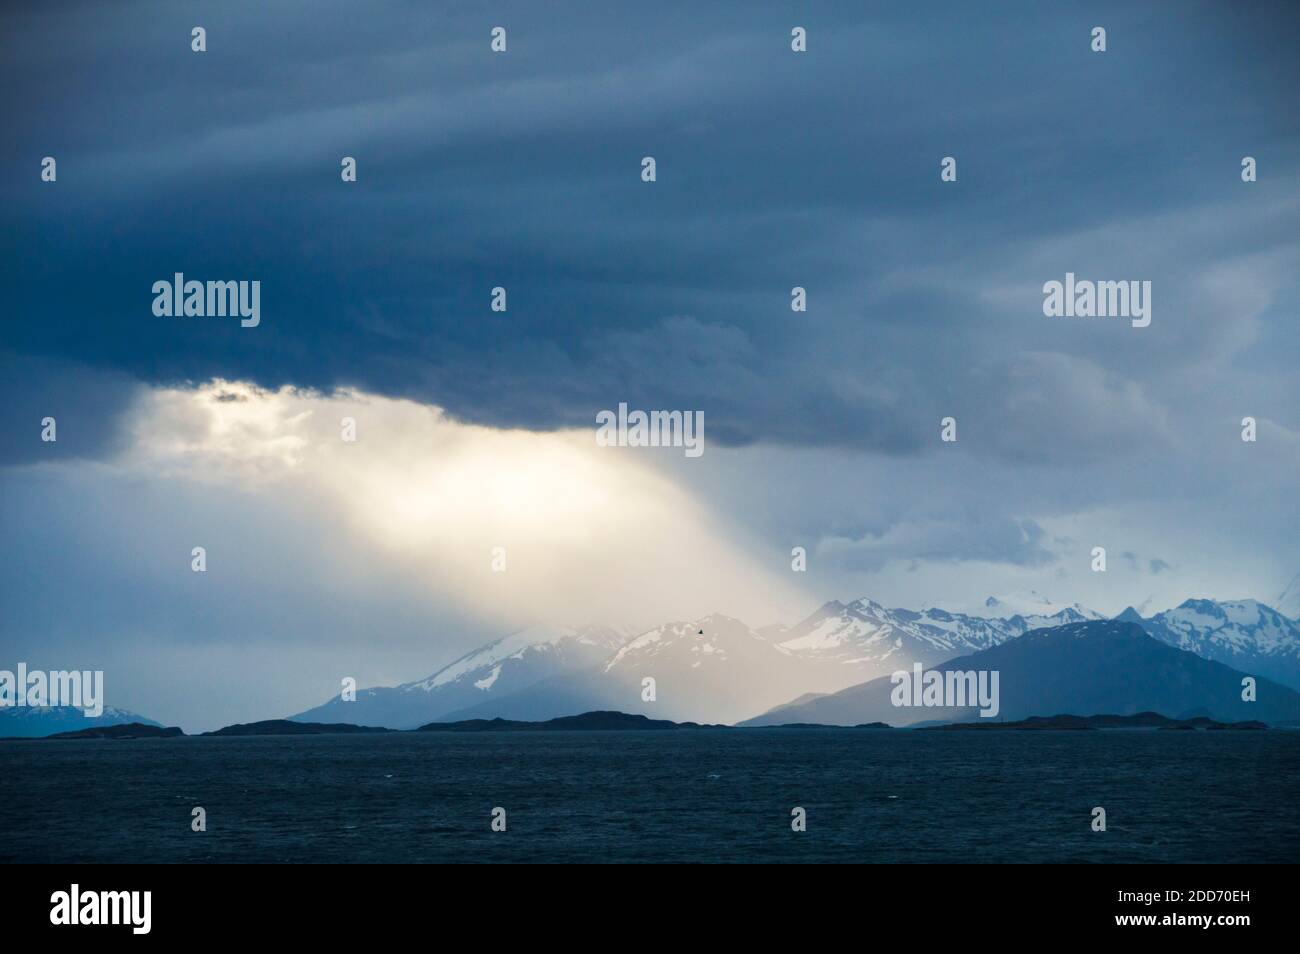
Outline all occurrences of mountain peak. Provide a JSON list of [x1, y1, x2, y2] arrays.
[[1024, 619, 1147, 642], [811, 599, 848, 617], [407, 623, 625, 693], [944, 591, 1104, 622], [848, 597, 886, 613]]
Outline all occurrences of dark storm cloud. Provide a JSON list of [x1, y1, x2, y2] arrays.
[[2, 0, 1298, 456], [822, 513, 1057, 574], [0, 352, 141, 464]]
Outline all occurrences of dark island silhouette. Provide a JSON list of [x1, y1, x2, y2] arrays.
[[4, 708, 1271, 739], [4, 722, 186, 741], [418, 710, 725, 731], [4, 711, 898, 738], [202, 719, 394, 737]]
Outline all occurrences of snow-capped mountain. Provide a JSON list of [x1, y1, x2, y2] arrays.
[[1010, 604, 1104, 631], [954, 591, 1105, 628], [1118, 599, 1300, 691], [408, 624, 628, 693], [288, 595, 1300, 728], [743, 619, 1300, 727], [443, 613, 809, 726], [768, 597, 1104, 689], [289, 624, 629, 729], [0, 705, 161, 739], [595, 613, 803, 723], [432, 600, 1096, 725], [604, 613, 781, 673], [772, 599, 1015, 683]]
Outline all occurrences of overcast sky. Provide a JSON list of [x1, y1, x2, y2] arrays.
[[2, 1, 1298, 730]]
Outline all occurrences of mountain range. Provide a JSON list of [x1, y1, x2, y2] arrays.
[[1116, 599, 1300, 690], [286, 593, 1300, 728], [740, 620, 1300, 727], [8, 594, 1294, 735]]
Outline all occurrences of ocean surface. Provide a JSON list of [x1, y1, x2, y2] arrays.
[[3, 729, 1298, 863]]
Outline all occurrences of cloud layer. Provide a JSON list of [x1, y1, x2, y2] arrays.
[[3, 1, 1297, 453], [2, 2, 1298, 729]]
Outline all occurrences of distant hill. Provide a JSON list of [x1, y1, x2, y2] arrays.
[[418, 710, 889, 732], [42, 722, 183, 740], [758, 722, 891, 730], [418, 710, 726, 732], [741, 620, 1300, 727], [0, 705, 162, 738], [202, 720, 392, 737]]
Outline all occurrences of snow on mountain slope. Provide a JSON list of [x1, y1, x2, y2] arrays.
[[604, 614, 775, 671], [1012, 605, 1104, 630], [574, 599, 1093, 722], [956, 591, 1104, 624], [771, 599, 1015, 685], [742, 619, 1300, 727], [289, 624, 630, 728], [410, 625, 627, 692], [765, 598, 1101, 691], [593, 613, 802, 723], [432, 614, 799, 725], [436, 604, 1025, 724], [1122, 599, 1300, 691], [291, 595, 1300, 729]]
